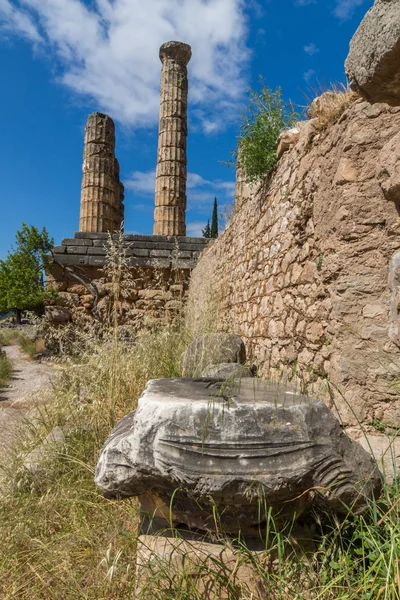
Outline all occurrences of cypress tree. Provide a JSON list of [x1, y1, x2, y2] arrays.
[[202, 219, 211, 238], [211, 197, 218, 238]]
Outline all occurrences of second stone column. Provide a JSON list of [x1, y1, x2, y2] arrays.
[[153, 41, 192, 236]]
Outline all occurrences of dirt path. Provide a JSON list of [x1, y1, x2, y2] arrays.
[[0, 346, 54, 466]]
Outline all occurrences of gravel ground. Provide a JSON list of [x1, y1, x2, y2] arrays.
[[0, 345, 54, 468]]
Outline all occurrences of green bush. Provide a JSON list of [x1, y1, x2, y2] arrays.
[[233, 78, 298, 184]]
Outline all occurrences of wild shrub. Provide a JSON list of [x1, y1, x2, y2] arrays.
[[231, 77, 298, 184]]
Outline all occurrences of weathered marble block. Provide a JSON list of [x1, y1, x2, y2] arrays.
[[95, 378, 381, 534]]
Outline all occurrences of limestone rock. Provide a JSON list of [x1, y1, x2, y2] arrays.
[[181, 333, 246, 377], [277, 127, 300, 159], [136, 534, 265, 600], [357, 434, 400, 483], [200, 362, 253, 378], [95, 378, 382, 534], [378, 131, 400, 202], [388, 251, 400, 347], [345, 0, 400, 106]]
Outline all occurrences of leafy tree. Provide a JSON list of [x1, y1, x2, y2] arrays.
[[211, 197, 218, 238], [232, 77, 298, 184], [0, 223, 54, 323], [202, 219, 211, 239]]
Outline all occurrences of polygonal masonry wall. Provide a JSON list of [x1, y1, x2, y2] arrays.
[[188, 99, 400, 429]]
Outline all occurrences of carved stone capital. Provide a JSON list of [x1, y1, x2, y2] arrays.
[[159, 41, 192, 66]]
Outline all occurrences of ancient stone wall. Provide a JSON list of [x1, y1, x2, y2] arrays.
[[189, 99, 400, 427], [48, 233, 208, 331]]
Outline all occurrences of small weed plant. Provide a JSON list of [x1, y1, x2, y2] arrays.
[[230, 77, 298, 184]]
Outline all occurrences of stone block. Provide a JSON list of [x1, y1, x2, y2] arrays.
[[88, 256, 107, 266], [176, 243, 208, 252], [62, 238, 93, 246], [150, 249, 172, 258], [53, 255, 88, 266], [87, 247, 107, 255], [132, 249, 150, 257], [172, 259, 195, 269], [172, 251, 192, 259], [123, 234, 170, 242], [277, 127, 300, 159], [181, 333, 246, 377], [128, 257, 171, 269], [345, 0, 400, 106], [66, 246, 88, 255], [52, 246, 66, 254], [200, 363, 253, 378], [356, 434, 400, 483], [136, 535, 265, 600], [74, 232, 109, 240], [95, 378, 382, 534]]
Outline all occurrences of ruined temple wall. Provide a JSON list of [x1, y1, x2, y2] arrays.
[[47, 233, 209, 331], [189, 99, 400, 427]]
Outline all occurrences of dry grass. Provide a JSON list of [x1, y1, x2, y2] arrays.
[[307, 85, 359, 129]]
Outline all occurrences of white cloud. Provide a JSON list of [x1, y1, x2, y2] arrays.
[[0, 0, 42, 42], [0, 0, 249, 131], [303, 69, 316, 83], [334, 0, 366, 20], [125, 170, 156, 194], [303, 42, 319, 56], [186, 221, 207, 237], [187, 173, 211, 189]]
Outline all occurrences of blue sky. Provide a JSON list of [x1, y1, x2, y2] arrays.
[[0, 0, 373, 258]]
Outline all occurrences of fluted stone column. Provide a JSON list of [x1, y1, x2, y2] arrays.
[[79, 112, 124, 233], [153, 41, 191, 236]]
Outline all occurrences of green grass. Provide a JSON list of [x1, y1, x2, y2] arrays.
[[0, 350, 12, 384]]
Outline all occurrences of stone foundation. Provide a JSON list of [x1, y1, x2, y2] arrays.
[[47, 233, 209, 331]]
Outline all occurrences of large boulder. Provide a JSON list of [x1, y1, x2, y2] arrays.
[[181, 333, 246, 377], [345, 0, 400, 106], [95, 378, 381, 535]]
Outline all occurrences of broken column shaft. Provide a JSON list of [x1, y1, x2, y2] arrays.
[[153, 41, 192, 236], [79, 112, 124, 233]]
